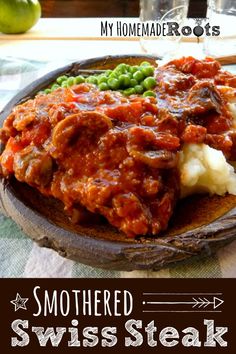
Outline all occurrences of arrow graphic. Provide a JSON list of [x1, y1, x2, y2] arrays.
[[143, 296, 224, 310]]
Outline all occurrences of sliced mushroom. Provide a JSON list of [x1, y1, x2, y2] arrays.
[[127, 126, 179, 169], [129, 149, 178, 169], [52, 111, 112, 157]]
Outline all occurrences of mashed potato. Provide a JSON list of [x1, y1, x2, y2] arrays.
[[179, 143, 236, 198], [179, 85, 236, 198]]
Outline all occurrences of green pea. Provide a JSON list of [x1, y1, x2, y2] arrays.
[[141, 65, 154, 77], [140, 61, 151, 67], [67, 77, 76, 86], [143, 76, 157, 90], [56, 75, 68, 85], [109, 72, 118, 79], [143, 90, 156, 97], [105, 70, 113, 76], [116, 63, 127, 72], [129, 65, 139, 74], [134, 85, 144, 94], [114, 69, 121, 76], [86, 76, 98, 84], [133, 70, 145, 82], [119, 74, 130, 88], [130, 78, 138, 87], [99, 82, 109, 91], [98, 75, 108, 84], [127, 72, 133, 79], [75, 75, 85, 84], [123, 88, 136, 96], [107, 78, 120, 90], [44, 88, 52, 94], [114, 64, 127, 76], [51, 84, 60, 91], [61, 81, 69, 88]]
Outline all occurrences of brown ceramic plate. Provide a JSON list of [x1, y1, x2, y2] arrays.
[[1, 54, 236, 271]]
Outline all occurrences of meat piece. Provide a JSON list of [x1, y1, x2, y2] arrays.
[[48, 103, 78, 126], [0, 113, 17, 144], [13, 146, 53, 187], [167, 56, 221, 79], [185, 81, 233, 134], [101, 97, 158, 124], [111, 192, 151, 236], [127, 126, 179, 169], [13, 104, 35, 131], [155, 66, 195, 95], [155, 113, 179, 135], [187, 81, 222, 114], [215, 70, 236, 88], [211, 132, 235, 160], [0, 137, 26, 175], [50, 118, 180, 237], [21, 121, 51, 147], [181, 125, 207, 144]]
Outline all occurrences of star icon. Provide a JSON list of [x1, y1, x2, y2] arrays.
[[10, 293, 29, 312]]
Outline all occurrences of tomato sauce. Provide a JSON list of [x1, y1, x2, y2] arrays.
[[0, 57, 236, 237]]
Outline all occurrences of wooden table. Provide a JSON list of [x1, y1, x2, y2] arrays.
[[0, 18, 202, 62]]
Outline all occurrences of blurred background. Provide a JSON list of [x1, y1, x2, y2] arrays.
[[39, 0, 139, 17], [39, 0, 201, 17]]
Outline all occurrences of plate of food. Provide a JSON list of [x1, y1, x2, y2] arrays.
[[0, 54, 236, 271]]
